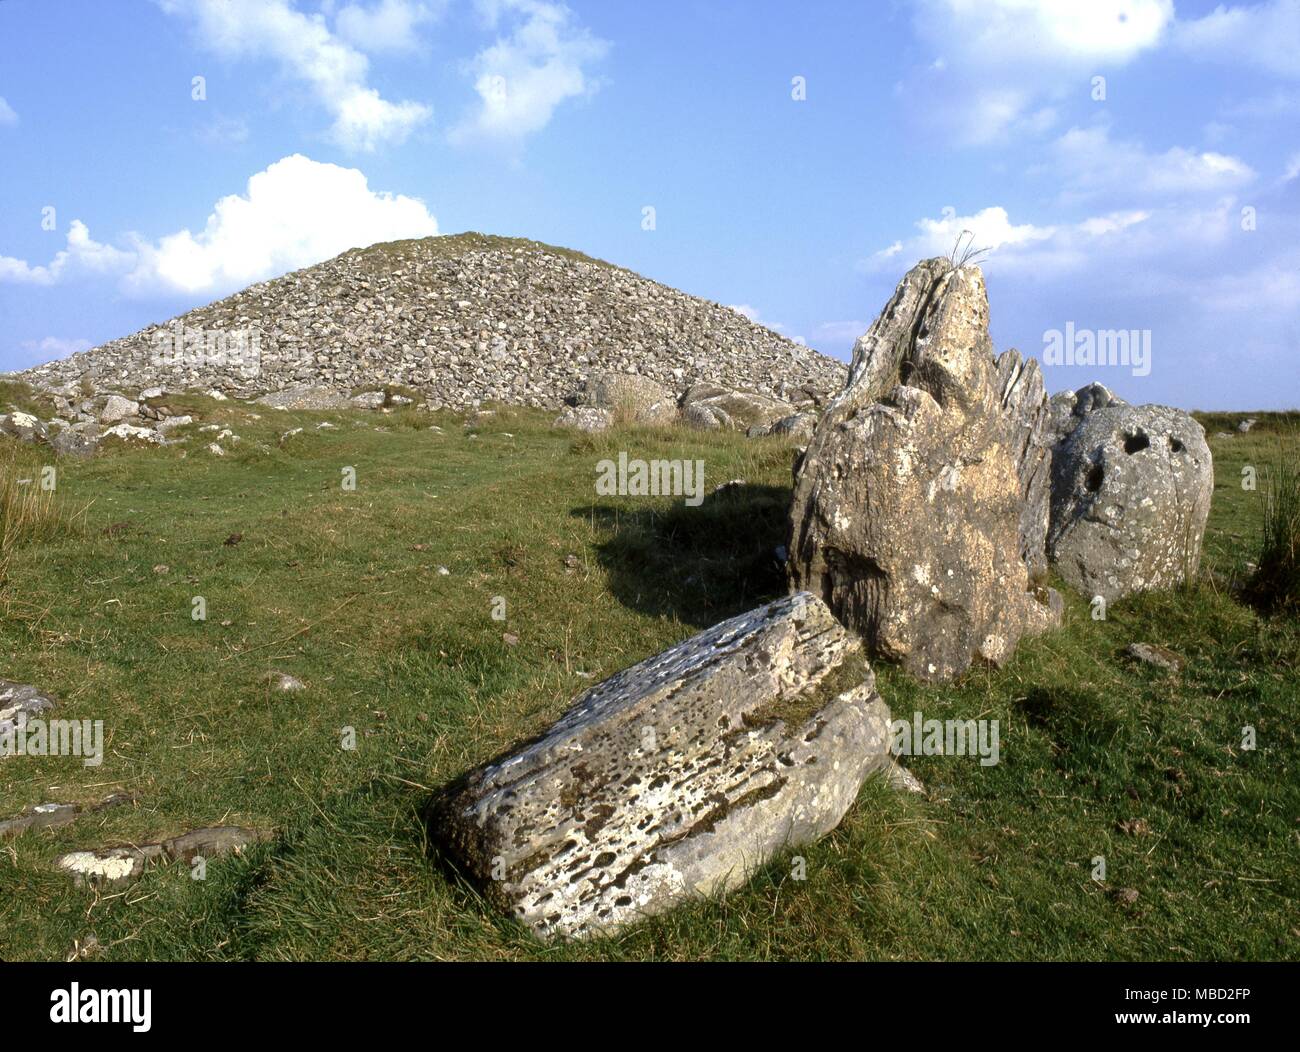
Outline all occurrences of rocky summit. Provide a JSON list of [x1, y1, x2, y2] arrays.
[[15, 233, 846, 410]]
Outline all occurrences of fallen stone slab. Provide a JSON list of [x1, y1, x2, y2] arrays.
[[428, 591, 904, 941], [55, 826, 268, 887], [0, 793, 133, 840]]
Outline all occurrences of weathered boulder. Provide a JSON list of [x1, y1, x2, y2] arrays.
[[428, 592, 902, 941], [349, 390, 388, 410], [995, 350, 1053, 582], [101, 423, 164, 445], [0, 411, 49, 445], [787, 259, 1060, 682], [574, 372, 676, 426], [98, 395, 139, 424], [679, 384, 793, 432], [1047, 404, 1213, 602], [49, 426, 99, 458], [552, 405, 613, 433]]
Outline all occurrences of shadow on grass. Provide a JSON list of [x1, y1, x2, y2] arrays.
[[572, 482, 791, 629]]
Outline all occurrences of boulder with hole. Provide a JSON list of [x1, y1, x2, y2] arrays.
[[1048, 403, 1213, 602]]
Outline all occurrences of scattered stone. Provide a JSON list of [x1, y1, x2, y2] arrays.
[[208, 443, 226, 456], [1113, 887, 1141, 906], [787, 259, 1060, 682], [49, 426, 98, 457], [98, 395, 139, 424], [552, 405, 613, 432], [262, 671, 305, 692], [437, 565, 450, 575], [156, 414, 193, 434], [1237, 417, 1257, 433], [1048, 405, 1213, 602], [102, 423, 164, 444], [1118, 817, 1152, 837], [0, 411, 49, 445], [152, 564, 169, 574], [0, 793, 133, 840], [139, 387, 165, 400], [1126, 642, 1183, 673], [55, 826, 267, 887], [1, 679, 58, 752], [223, 532, 244, 547], [279, 427, 304, 446], [254, 386, 351, 411], [502, 632, 519, 646], [750, 411, 818, 442], [712, 478, 747, 495], [350, 390, 387, 410], [428, 592, 906, 941]]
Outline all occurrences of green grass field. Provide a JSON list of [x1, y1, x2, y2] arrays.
[[0, 395, 1296, 961]]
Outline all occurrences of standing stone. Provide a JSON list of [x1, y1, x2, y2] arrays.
[[428, 592, 900, 941], [995, 350, 1052, 582], [787, 259, 1060, 682], [1048, 404, 1213, 602]]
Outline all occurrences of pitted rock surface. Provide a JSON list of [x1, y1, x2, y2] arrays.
[[428, 592, 896, 941], [787, 259, 1060, 682], [1048, 404, 1213, 602], [16, 234, 846, 410], [1, 679, 58, 753]]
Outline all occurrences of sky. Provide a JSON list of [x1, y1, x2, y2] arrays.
[[1, 0, 1298, 409]]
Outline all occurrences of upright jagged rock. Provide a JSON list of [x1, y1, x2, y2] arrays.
[[787, 259, 1059, 682], [428, 592, 903, 941], [995, 350, 1053, 583], [1048, 403, 1213, 602]]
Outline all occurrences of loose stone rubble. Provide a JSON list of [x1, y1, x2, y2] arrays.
[[428, 592, 905, 941], [54, 826, 268, 887]]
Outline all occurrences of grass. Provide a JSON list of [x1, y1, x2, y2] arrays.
[[1245, 435, 1300, 614], [0, 400, 1295, 961]]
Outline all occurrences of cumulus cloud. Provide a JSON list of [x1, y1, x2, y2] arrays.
[[0, 221, 134, 286], [157, 0, 431, 151], [0, 97, 17, 126], [451, 0, 608, 143], [863, 206, 1056, 272], [124, 154, 438, 295], [1048, 124, 1256, 199], [0, 156, 438, 298], [335, 0, 443, 53], [1176, 0, 1300, 79], [907, 0, 1173, 144]]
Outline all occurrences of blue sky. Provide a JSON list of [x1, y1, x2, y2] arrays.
[[1, 0, 1298, 408]]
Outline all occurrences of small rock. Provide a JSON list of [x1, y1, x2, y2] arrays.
[[1113, 887, 1140, 906], [208, 443, 226, 456], [503, 632, 519, 646], [1126, 642, 1183, 673], [262, 671, 305, 692], [99, 395, 139, 424]]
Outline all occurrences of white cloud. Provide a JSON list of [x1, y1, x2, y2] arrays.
[[0, 221, 134, 286], [812, 320, 871, 346], [1, 156, 438, 298], [451, 0, 608, 143], [1050, 124, 1256, 196], [335, 0, 442, 53], [864, 206, 1056, 271], [909, 0, 1173, 144], [21, 337, 94, 358], [124, 154, 438, 295], [1176, 0, 1300, 78], [0, 97, 16, 126], [1287, 153, 1300, 181], [157, 0, 431, 151]]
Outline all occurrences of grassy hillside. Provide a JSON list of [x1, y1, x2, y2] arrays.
[[0, 399, 1295, 961]]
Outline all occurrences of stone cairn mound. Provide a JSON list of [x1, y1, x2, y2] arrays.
[[14, 233, 846, 411]]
